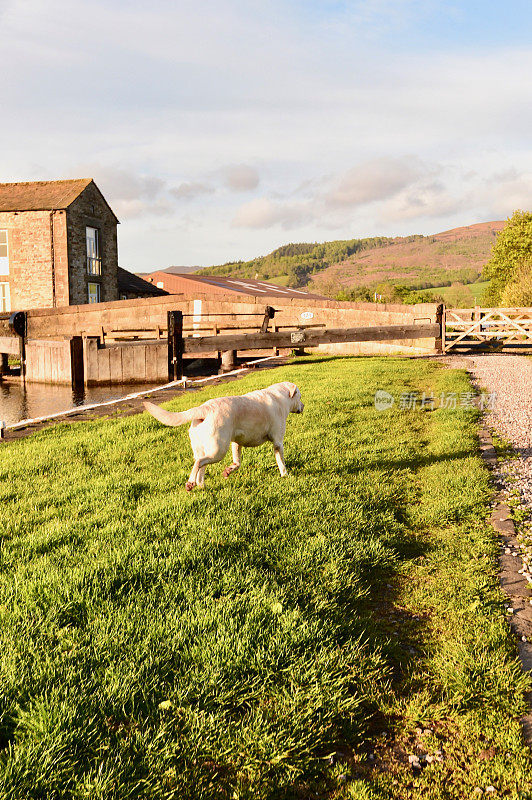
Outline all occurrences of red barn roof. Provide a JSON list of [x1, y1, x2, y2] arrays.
[[142, 272, 331, 301]]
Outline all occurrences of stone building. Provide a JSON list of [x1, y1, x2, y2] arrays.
[[0, 178, 119, 311]]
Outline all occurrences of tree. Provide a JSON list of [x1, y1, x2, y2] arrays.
[[483, 210, 532, 304], [500, 261, 532, 306]]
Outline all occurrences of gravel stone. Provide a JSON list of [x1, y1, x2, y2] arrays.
[[466, 355, 532, 525]]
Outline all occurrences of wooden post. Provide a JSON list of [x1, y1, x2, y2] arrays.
[[0, 352, 7, 380], [260, 305, 275, 334], [70, 336, 84, 390], [19, 336, 26, 384], [214, 325, 221, 368], [219, 350, 237, 374], [435, 303, 444, 353], [167, 310, 183, 382], [9, 311, 26, 383]]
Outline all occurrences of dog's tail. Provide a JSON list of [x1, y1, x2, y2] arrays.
[[143, 400, 206, 427]]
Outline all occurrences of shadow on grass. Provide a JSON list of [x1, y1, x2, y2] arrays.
[[290, 354, 383, 368], [285, 449, 474, 476]]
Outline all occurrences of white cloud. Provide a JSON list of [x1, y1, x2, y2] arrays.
[[171, 182, 215, 200], [65, 165, 172, 220], [381, 183, 469, 223], [233, 158, 448, 230], [325, 157, 428, 208], [87, 167, 165, 202], [111, 199, 174, 220], [222, 164, 260, 191], [232, 198, 311, 229], [479, 170, 532, 219]]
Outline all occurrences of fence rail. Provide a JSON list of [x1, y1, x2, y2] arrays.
[[445, 307, 532, 352], [182, 323, 439, 354], [168, 306, 440, 381]]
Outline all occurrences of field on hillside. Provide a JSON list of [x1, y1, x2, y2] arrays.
[[0, 357, 531, 799], [419, 281, 490, 306]]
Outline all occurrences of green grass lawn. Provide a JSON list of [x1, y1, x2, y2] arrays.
[[0, 357, 530, 799]]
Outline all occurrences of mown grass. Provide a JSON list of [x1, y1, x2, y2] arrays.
[[0, 356, 530, 799]]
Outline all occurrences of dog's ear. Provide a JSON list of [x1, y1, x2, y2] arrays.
[[288, 383, 297, 398]]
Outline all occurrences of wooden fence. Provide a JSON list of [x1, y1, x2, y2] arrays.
[[168, 308, 441, 380], [444, 307, 532, 352]]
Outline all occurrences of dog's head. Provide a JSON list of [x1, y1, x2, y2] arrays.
[[284, 382, 304, 413]]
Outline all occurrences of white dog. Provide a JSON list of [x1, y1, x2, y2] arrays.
[[143, 381, 304, 491]]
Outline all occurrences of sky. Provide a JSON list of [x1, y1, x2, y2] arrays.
[[1, 0, 531, 270]]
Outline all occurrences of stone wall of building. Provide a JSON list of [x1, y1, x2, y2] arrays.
[[66, 182, 119, 305], [0, 209, 69, 310], [0, 181, 119, 311]]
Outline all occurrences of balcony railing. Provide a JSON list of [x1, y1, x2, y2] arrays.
[[87, 257, 102, 276]]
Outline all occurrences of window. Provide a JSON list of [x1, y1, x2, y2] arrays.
[[0, 230, 8, 277], [88, 282, 100, 303], [86, 227, 101, 275], [0, 282, 10, 312]]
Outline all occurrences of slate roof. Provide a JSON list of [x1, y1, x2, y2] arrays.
[[0, 178, 96, 212], [118, 268, 168, 297]]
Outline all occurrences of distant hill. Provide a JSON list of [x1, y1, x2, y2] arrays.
[[195, 221, 504, 296], [312, 221, 505, 293], [196, 238, 394, 289], [136, 265, 199, 278]]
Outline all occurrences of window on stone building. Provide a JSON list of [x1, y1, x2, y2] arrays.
[[0, 230, 8, 277], [0, 282, 10, 312], [88, 282, 100, 304], [86, 227, 101, 275]]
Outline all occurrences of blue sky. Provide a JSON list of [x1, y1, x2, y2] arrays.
[[1, 0, 531, 269]]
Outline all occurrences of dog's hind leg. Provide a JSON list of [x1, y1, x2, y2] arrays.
[[185, 453, 227, 491], [222, 442, 241, 478], [186, 427, 230, 491], [273, 443, 288, 477], [186, 459, 202, 492], [196, 465, 206, 489]]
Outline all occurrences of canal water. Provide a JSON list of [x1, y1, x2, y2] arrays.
[[0, 378, 163, 426]]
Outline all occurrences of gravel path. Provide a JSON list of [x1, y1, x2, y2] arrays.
[[466, 355, 532, 741], [465, 353, 532, 516]]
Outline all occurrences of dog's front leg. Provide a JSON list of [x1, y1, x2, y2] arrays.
[[273, 443, 288, 478]]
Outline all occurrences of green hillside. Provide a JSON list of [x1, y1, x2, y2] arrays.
[[195, 222, 503, 301], [196, 237, 396, 287]]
